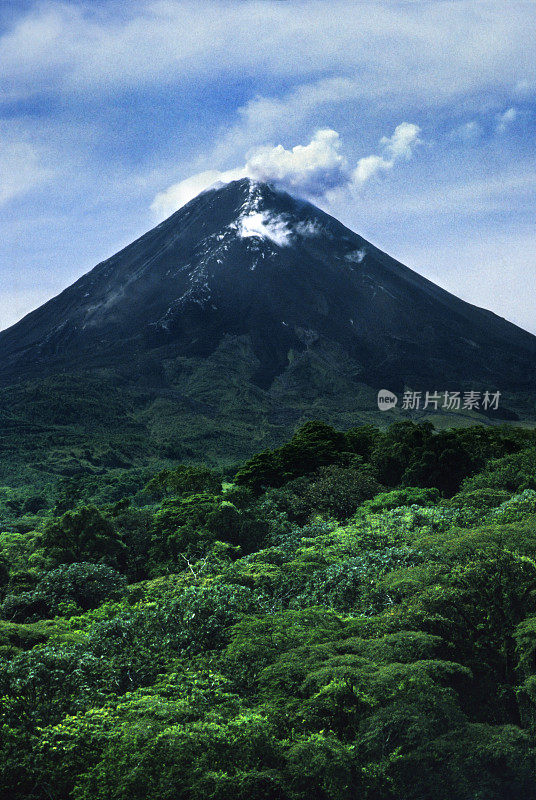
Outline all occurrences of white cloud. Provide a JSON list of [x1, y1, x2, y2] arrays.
[[151, 169, 241, 217], [381, 122, 421, 160], [345, 248, 366, 263], [352, 154, 390, 186], [0, 138, 51, 205], [211, 76, 362, 163], [152, 124, 422, 218], [152, 128, 351, 218], [449, 120, 483, 141], [245, 129, 349, 196], [2, 2, 535, 106], [496, 107, 518, 133], [235, 211, 292, 247], [352, 122, 421, 187], [343, 170, 536, 221]]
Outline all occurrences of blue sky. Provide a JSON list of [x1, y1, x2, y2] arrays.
[[1, 0, 535, 332]]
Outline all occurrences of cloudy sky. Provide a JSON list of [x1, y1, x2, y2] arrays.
[[1, 0, 535, 332]]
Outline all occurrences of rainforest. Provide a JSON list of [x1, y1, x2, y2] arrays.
[[2, 419, 536, 799]]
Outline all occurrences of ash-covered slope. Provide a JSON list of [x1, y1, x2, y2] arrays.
[[1, 177, 535, 397]]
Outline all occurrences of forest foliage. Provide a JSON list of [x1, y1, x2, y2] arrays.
[[2, 420, 536, 799]]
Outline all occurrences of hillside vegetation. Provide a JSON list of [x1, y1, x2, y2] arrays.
[[2, 420, 536, 799]]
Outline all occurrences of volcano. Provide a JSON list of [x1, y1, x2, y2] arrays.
[[0, 178, 535, 459]]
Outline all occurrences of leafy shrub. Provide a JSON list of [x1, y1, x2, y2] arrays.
[[445, 488, 511, 510], [363, 487, 440, 513], [490, 489, 536, 523], [293, 548, 424, 612], [0, 562, 125, 622], [144, 464, 222, 499], [461, 448, 536, 494]]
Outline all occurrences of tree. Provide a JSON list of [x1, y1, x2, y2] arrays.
[[144, 465, 221, 499], [235, 421, 350, 492], [42, 506, 126, 569], [304, 462, 382, 520], [38, 562, 126, 613]]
